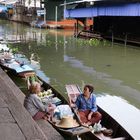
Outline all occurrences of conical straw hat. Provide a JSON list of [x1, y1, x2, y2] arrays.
[[56, 115, 79, 128]]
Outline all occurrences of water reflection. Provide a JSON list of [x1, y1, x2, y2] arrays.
[[0, 20, 140, 139], [64, 54, 140, 109], [97, 95, 140, 140], [30, 53, 40, 70]]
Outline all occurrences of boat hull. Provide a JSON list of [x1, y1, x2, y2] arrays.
[[0, 59, 35, 78], [37, 76, 91, 137], [65, 84, 134, 140]]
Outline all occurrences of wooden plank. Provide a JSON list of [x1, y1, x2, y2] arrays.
[[0, 98, 8, 108], [0, 68, 25, 104], [0, 68, 64, 140], [95, 132, 125, 140], [0, 74, 47, 140], [66, 84, 81, 95], [0, 123, 25, 140], [95, 133, 112, 140], [59, 126, 90, 136], [36, 120, 64, 140], [112, 138, 125, 140], [66, 84, 81, 105], [0, 108, 15, 123]]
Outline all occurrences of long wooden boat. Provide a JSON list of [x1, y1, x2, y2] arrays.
[[0, 52, 35, 78], [32, 76, 91, 138], [77, 30, 103, 40], [66, 84, 134, 140]]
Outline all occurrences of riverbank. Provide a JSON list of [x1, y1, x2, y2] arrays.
[[0, 67, 64, 140]]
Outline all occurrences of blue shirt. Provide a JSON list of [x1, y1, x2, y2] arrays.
[[75, 93, 98, 112]]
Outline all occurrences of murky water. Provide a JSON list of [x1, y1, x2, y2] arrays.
[[0, 19, 140, 139]]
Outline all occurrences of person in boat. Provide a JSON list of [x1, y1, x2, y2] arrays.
[[24, 81, 56, 120], [26, 75, 43, 90], [75, 84, 102, 126]]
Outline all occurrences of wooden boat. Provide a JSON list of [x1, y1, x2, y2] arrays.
[[66, 84, 134, 140], [0, 52, 35, 78], [29, 76, 91, 138], [77, 30, 103, 40]]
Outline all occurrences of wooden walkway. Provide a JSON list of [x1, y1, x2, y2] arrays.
[[0, 68, 64, 140]]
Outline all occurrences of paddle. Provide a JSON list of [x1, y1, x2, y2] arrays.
[[65, 84, 90, 127], [71, 106, 82, 125]]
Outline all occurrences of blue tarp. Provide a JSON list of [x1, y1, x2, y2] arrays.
[[0, 5, 8, 13], [64, 3, 140, 18]]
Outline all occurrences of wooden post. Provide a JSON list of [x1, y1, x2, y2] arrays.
[[124, 33, 127, 47], [34, 0, 36, 11], [112, 32, 114, 47], [44, 8, 46, 24], [74, 22, 76, 36], [76, 19, 78, 37], [64, 0, 66, 20], [55, 6, 58, 27]]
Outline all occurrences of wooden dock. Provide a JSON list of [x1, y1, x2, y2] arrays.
[[0, 67, 64, 140]]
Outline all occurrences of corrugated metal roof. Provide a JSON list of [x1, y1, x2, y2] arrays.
[[65, 2, 140, 18], [61, 0, 140, 6], [60, 0, 101, 6]]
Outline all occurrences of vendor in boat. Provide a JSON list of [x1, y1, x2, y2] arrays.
[[26, 75, 42, 90], [24, 82, 56, 120], [75, 85, 102, 126]]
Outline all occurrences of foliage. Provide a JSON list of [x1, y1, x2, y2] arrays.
[[73, 37, 111, 47], [7, 44, 19, 54], [73, 38, 101, 47]]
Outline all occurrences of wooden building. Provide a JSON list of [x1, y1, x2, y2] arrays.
[[64, 0, 140, 44]]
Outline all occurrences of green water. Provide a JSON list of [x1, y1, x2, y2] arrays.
[[0, 20, 140, 139]]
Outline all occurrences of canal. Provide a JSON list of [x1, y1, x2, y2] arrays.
[[0, 19, 140, 139]]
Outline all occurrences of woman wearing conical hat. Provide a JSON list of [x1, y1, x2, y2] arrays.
[[75, 85, 102, 126]]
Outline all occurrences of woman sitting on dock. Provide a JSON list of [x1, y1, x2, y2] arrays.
[[24, 82, 56, 120], [75, 85, 102, 126]]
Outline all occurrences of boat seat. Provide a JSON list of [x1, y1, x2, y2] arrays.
[[95, 132, 125, 140], [65, 84, 81, 105], [58, 126, 90, 136], [112, 138, 125, 140]]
